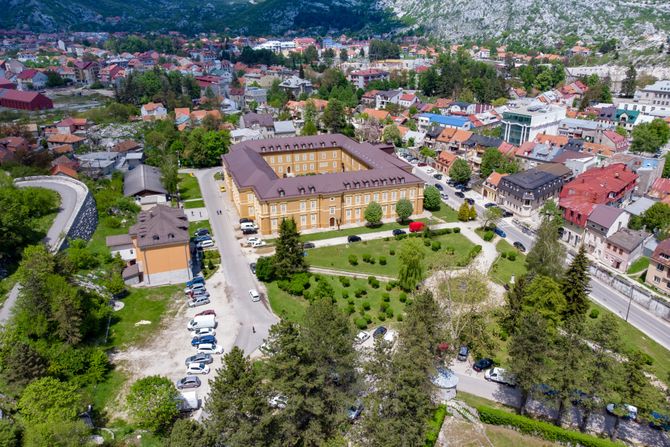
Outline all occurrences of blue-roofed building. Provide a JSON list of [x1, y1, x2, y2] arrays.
[[417, 113, 471, 131]]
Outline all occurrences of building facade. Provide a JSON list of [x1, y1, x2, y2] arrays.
[[222, 135, 424, 235], [646, 239, 670, 295], [502, 103, 567, 145], [497, 169, 563, 218]]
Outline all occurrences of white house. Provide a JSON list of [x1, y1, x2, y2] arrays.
[[140, 102, 168, 121], [583, 205, 630, 260]]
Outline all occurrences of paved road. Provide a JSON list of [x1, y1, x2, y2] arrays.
[[410, 163, 670, 350], [0, 179, 82, 324], [195, 168, 278, 354]]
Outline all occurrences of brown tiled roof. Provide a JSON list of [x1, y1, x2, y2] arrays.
[[113, 140, 142, 153], [106, 234, 132, 247], [129, 205, 189, 249], [223, 134, 423, 201]]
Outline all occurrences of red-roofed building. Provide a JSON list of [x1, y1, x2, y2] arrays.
[[0, 88, 53, 110], [646, 239, 670, 295], [559, 163, 638, 246], [649, 178, 670, 201], [434, 151, 458, 174], [51, 164, 78, 179], [0, 78, 16, 89], [482, 172, 508, 203], [601, 130, 629, 152]]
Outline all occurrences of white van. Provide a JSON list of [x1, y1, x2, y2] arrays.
[[240, 222, 257, 231], [187, 314, 217, 331]]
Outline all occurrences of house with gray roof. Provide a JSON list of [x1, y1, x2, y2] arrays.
[[239, 112, 275, 138], [583, 204, 630, 260], [279, 76, 313, 97], [273, 120, 296, 138], [603, 228, 650, 273], [497, 168, 563, 217], [123, 164, 168, 198]]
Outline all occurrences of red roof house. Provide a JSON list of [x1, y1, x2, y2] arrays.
[[0, 88, 53, 111]]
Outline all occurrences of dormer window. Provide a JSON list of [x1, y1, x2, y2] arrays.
[[152, 235, 160, 240], [278, 188, 285, 197], [309, 186, 316, 193]]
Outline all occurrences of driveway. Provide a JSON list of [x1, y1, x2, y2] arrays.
[[194, 168, 279, 355]]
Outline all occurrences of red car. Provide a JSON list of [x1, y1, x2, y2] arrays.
[[195, 309, 216, 317], [409, 221, 425, 233], [417, 162, 427, 167]]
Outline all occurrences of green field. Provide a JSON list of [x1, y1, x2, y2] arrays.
[[306, 232, 475, 276], [178, 173, 202, 201], [189, 220, 212, 237], [267, 274, 408, 328], [489, 240, 527, 285], [183, 199, 205, 209], [430, 203, 459, 222]]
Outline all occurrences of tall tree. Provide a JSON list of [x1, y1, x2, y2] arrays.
[[364, 201, 383, 226], [508, 311, 551, 414], [167, 420, 214, 447], [457, 202, 470, 222], [273, 218, 307, 279], [395, 198, 413, 223], [206, 347, 273, 446], [621, 64, 637, 98], [321, 98, 347, 133], [423, 185, 441, 211], [481, 206, 502, 229], [448, 158, 471, 184], [126, 375, 180, 434], [561, 244, 591, 319], [630, 118, 670, 154], [398, 238, 425, 291], [526, 215, 565, 280]]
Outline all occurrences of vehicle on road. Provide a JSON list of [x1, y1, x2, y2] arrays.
[[465, 198, 475, 205], [457, 346, 469, 361], [194, 228, 210, 237], [242, 228, 258, 235], [502, 209, 513, 217], [219, 185, 226, 192], [240, 222, 257, 231], [186, 362, 210, 375], [409, 221, 425, 233], [191, 335, 216, 346], [606, 403, 638, 420], [348, 400, 364, 421], [485, 367, 516, 386], [513, 241, 526, 252], [249, 289, 261, 302], [410, 159, 419, 165], [392, 229, 406, 236], [493, 227, 507, 238], [434, 183, 444, 191], [372, 326, 387, 339], [186, 276, 205, 288], [187, 314, 217, 331], [473, 358, 494, 372], [185, 353, 213, 365], [347, 235, 362, 243], [649, 411, 670, 430], [197, 240, 215, 249], [187, 289, 210, 299], [188, 296, 210, 307], [176, 376, 201, 390], [192, 327, 215, 337], [195, 309, 216, 317], [250, 263, 257, 274], [246, 237, 262, 246], [239, 218, 253, 224], [484, 203, 497, 208], [197, 343, 224, 355], [455, 191, 465, 199], [303, 242, 316, 249], [440, 192, 448, 200], [355, 331, 370, 344], [425, 168, 435, 174], [418, 162, 427, 167], [177, 391, 200, 412], [433, 173, 443, 180]]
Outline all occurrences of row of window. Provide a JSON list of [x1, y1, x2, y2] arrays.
[[267, 150, 339, 164]]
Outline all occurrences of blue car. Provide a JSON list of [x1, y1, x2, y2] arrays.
[[191, 335, 216, 346], [186, 276, 205, 288], [493, 227, 507, 238], [193, 235, 212, 243]]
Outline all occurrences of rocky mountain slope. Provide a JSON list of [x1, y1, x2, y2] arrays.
[[2, 0, 669, 48]]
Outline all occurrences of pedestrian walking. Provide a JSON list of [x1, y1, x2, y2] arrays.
[[252, 326, 256, 334]]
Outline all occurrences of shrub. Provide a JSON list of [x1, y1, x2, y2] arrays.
[[425, 405, 447, 447], [395, 234, 407, 241], [361, 301, 371, 311], [104, 216, 121, 228], [354, 287, 367, 298], [444, 228, 452, 234], [348, 254, 358, 266], [500, 251, 508, 259], [423, 239, 431, 247], [399, 292, 407, 303], [639, 351, 654, 366], [589, 309, 600, 319], [354, 317, 368, 329], [396, 313, 403, 321], [342, 290, 349, 299], [371, 280, 380, 289], [476, 405, 621, 447], [380, 302, 389, 312], [453, 227, 461, 233], [389, 280, 398, 288], [378, 313, 386, 321], [389, 249, 396, 256], [483, 230, 494, 241], [507, 252, 517, 261], [287, 273, 311, 296], [365, 314, 373, 324], [368, 276, 376, 285], [385, 283, 393, 291], [339, 276, 351, 287], [445, 246, 455, 254], [382, 293, 390, 302], [385, 308, 394, 318], [379, 256, 387, 265], [346, 304, 356, 315], [348, 298, 355, 305], [362, 254, 372, 263], [431, 241, 441, 251]]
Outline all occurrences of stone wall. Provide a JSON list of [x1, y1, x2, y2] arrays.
[[62, 192, 98, 250]]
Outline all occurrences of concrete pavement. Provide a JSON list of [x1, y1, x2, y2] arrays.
[[195, 168, 278, 355]]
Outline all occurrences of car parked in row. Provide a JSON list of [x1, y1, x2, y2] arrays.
[[249, 289, 261, 302], [197, 343, 224, 355], [493, 227, 506, 238], [191, 335, 216, 346], [194, 228, 210, 237], [347, 235, 362, 243], [188, 296, 210, 307], [473, 358, 494, 372], [185, 353, 213, 366], [372, 326, 387, 339], [392, 229, 406, 236], [485, 367, 516, 386], [186, 362, 210, 375], [197, 240, 215, 249], [195, 309, 216, 317], [465, 198, 475, 205], [440, 192, 448, 200], [176, 376, 201, 390], [193, 235, 212, 243], [192, 327, 215, 337], [186, 276, 205, 288], [457, 346, 469, 361], [355, 331, 370, 344], [250, 262, 257, 274], [513, 241, 526, 252], [455, 191, 465, 199], [185, 282, 206, 293]]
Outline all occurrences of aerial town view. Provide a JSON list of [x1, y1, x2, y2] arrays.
[[1, 1, 670, 446]]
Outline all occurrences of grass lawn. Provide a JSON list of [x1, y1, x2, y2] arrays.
[[183, 199, 205, 209], [178, 173, 202, 201], [430, 203, 459, 222], [306, 233, 474, 276], [103, 285, 180, 349], [189, 220, 212, 237], [297, 218, 433, 243], [267, 274, 408, 329], [586, 302, 670, 384], [627, 256, 649, 274], [489, 240, 527, 285], [485, 425, 561, 447], [85, 369, 127, 413], [87, 220, 132, 258]]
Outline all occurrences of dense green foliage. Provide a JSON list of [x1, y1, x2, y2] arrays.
[[448, 159, 471, 184], [422, 185, 441, 211], [398, 238, 425, 291], [115, 67, 200, 108], [273, 218, 308, 279], [479, 148, 518, 178], [629, 202, 670, 239], [368, 40, 400, 61], [630, 118, 670, 154], [395, 198, 414, 222], [126, 375, 180, 433], [364, 201, 383, 226]]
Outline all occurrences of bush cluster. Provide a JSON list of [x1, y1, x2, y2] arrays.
[[425, 405, 448, 447], [362, 254, 375, 264], [483, 230, 495, 242], [379, 256, 387, 265], [348, 254, 358, 266], [278, 273, 311, 296]]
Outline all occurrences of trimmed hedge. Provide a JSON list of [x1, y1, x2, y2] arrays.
[[425, 405, 447, 446], [476, 405, 624, 447]]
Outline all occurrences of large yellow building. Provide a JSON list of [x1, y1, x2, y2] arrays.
[[222, 134, 424, 235]]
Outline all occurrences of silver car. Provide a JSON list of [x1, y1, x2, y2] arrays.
[[188, 296, 210, 307], [176, 376, 201, 389]]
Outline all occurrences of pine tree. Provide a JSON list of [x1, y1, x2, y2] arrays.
[[561, 244, 591, 319], [525, 215, 565, 280], [273, 218, 306, 279], [468, 203, 477, 220]]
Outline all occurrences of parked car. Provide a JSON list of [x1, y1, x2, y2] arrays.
[[185, 283, 206, 294], [513, 241, 526, 252], [372, 326, 387, 339], [303, 242, 315, 249], [250, 240, 267, 248], [485, 367, 516, 386], [176, 376, 201, 390], [457, 346, 469, 361], [433, 173, 443, 180], [425, 167, 435, 174], [502, 209, 513, 218], [249, 289, 261, 302], [455, 191, 465, 199], [192, 327, 215, 337], [465, 198, 475, 205], [193, 235, 212, 243], [185, 353, 213, 366], [355, 331, 370, 344], [188, 296, 210, 307], [246, 237, 262, 246], [196, 343, 224, 355], [187, 289, 210, 299], [484, 203, 497, 208], [418, 162, 427, 167], [473, 358, 494, 372], [191, 335, 216, 347], [606, 403, 638, 420], [239, 218, 253, 224], [186, 276, 205, 289], [195, 309, 216, 317], [440, 192, 448, 200], [194, 228, 210, 237], [197, 240, 215, 249], [250, 263, 257, 274], [242, 228, 258, 235], [409, 222, 425, 233], [347, 235, 362, 243], [392, 229, 406, 236], [649, 411, 670, 430], [186, 362, 210, 375], [434, 183, 444, 191], [348, 400, 364, 421], [493, 227, 507, 238]]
